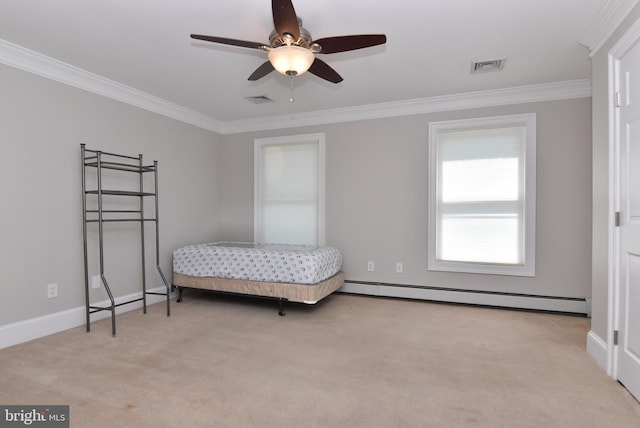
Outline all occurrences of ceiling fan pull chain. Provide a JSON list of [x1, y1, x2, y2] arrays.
[[289, 75, 295, 103]]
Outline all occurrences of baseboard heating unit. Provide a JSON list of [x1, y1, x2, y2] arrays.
[[339, 281, 589, 316]]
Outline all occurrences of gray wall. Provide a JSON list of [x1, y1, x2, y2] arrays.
[[590, 4, 640, 342], [0, 55, 594, 332], [219, 98, 592, 299], [0, 64, 222, 326]]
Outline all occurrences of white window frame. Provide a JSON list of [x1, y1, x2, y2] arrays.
[[254, 133, 326, 246], [428, 113, 536, 277]]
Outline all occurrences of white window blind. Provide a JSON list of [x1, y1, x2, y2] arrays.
[[254, 134, 325, 246], [428, 114, 536, 276]]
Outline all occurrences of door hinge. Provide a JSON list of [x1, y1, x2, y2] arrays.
[[615, 92, 620, 108], [615, 211, 621, 227], [613, 330, 619, 346]]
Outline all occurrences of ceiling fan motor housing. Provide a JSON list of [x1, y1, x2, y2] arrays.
[[269, 18, 312, 48]]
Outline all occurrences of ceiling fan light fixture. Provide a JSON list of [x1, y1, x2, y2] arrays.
[[268, 45, 314, 76], [191, 0, 386, 84]]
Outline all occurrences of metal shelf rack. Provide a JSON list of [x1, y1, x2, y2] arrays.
[[81, 144, 170, 336]]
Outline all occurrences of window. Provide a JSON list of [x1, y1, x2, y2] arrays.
[[254, 133, 325, 246], [428, 114, 536, 276]]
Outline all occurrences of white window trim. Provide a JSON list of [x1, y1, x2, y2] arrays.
[[254, 133, 326, 246], [428, 113, 536, 277]]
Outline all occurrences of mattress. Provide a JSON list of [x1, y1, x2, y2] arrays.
[[172, 242, 343, 285]]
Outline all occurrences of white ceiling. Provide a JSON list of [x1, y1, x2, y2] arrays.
[[0, 0, 624, 129]]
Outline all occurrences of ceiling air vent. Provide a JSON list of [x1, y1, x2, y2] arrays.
[[471, 58, 506, 74], [245, 95, 274, 104]]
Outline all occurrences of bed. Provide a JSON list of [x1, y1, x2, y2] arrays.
[[172, 242, 344, 315]]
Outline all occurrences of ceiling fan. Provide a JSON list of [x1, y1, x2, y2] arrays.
[[190, 0, 387, 84]]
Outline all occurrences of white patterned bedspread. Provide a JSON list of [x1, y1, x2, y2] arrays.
[[173, 242, 343, 285]]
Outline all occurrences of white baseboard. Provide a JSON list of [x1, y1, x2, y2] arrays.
[[339, 281, 589, 314], [0, 287, 172, 350], [586, 330, 609, 372]]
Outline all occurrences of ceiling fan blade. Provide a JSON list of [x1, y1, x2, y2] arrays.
[[308, 58, 343, 83], [248, 61, 275, 81], [272, 0, 300, 40], [191, 34, 266, 50], [312, 34, 387, 54]]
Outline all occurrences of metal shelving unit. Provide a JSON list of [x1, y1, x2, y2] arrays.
[[81, 144, 170, 336]]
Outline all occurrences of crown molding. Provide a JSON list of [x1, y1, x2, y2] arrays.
[[2, 38, 591, 136], [0, 39, 223, 133], [218, 79, 591, 134], [580, 0, 640, 56]]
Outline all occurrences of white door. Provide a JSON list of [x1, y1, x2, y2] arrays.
[[616, 35, 640, 402]]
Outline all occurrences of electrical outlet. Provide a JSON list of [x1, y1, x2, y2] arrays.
[[91, 275, 101, 289], [47, 283, 58, 299], [367, 261, 375, 272], [395, 262, 403, 273]]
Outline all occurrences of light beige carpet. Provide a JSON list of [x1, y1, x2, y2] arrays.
[[1, 292, 639, 428]]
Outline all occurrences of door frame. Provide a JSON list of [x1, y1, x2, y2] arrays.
[[608, 16, 640, 379]]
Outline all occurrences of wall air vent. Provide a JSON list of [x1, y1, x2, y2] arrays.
[[471, 58, 506, 74], [245, 95, 274, 104]]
